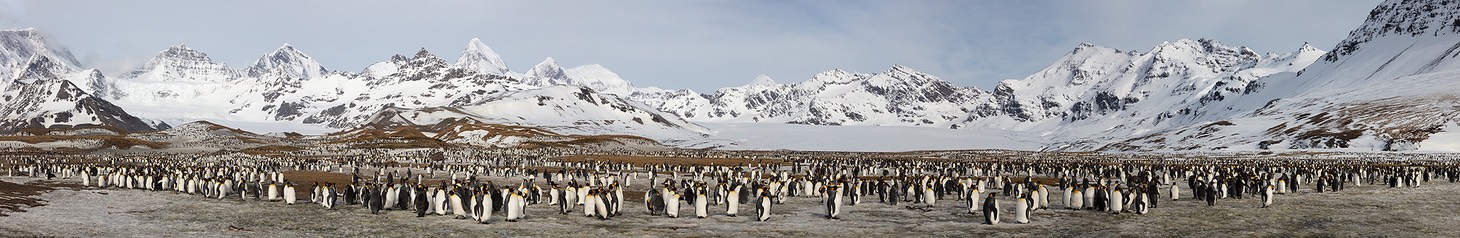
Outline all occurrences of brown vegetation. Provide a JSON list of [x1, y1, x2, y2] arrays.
[[240, 145, 304, 155], [0, 180, 53, 217], [0, 135, 168, 150], [555, 155, 788, 166]]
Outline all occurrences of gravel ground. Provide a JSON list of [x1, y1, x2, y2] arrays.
[[3, 176, 1458, 237]]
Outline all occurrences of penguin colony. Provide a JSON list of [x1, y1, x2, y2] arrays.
[[4, 149, 1458, 226]]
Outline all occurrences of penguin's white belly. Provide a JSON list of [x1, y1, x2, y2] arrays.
[[1062, 188, 1073, 208], [1109, 192, 1123, 213], [696, 195, 709, 218], [284, 186, 297, 204], [1015, 199, 1030, 224], [594, 197, 609, 218], [584, 195, 597, 217]]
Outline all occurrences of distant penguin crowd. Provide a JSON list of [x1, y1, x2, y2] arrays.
[[4, 150, 1459, 225]]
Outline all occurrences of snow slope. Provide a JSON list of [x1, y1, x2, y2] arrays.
[[1, 0, 1454, 152], [1058, 0, 1460, 151], [637, 65, 983, 127], [0, 28, 81, 82], [703, 122, 1041, 151], [358, 86, 724, 147], [0, 55, 162, 133]]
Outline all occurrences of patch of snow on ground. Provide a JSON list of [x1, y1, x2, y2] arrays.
[[1417, 125, 1460, 152]]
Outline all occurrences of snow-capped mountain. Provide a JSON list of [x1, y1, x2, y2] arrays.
[[634, 38, 1330, 150], [564, 64, 636, 95], [244, 44, 327, 79], [637, 65, 983, 127], [1068, 0, 1460, 151], [124, 45, 242, 83], [358, 85, 718, 147], [86, 38, 712, 146], [455, 38, 511, 75], [0, 55, 163, 133], [0, 28, 81, 80], [227, 47, 527, 128], [1, 0, 1449, 151], [522, 57, 571, 87], [103, 45, 246, 121], [975, 39, 1322, 124]]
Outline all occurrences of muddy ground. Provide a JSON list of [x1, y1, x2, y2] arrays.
[[1, 175, 1457, 237]]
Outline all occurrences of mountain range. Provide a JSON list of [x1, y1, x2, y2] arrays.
[[0, 0, 1456, 152]]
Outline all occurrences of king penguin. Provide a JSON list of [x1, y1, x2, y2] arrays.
[[695, 188, 709, 219], [594, 189, 611, 220], [726, 185, 740, 217], [414, 185, 430, 217], [451, 188, 468, 219], [433, 186, 449, 216], [368, 185, 384, 214], [1170, 181, 1180, 201], [1109, 187, 1124, 214], [1015, 195, 1030, 224], [324, 183, 338, 210], [481, 189, 496, 223], [756, 190, 772, 221], [1037, 184, 1050, 210], [1082, 185, 1096, 210], [267, 182, 280, 201], [283, 182, 298, 205], [506, 191, 525, 222], [983, 193, 1000, 225], [666, 190, 682, 218], [1062, 185, 1074, 209], [966, 187, 982, 214], [1029, 189, 1042, 211], [584, 190, 599, 217], [1261, 184, 1274, 208], [1133, 191, 1149, 215]]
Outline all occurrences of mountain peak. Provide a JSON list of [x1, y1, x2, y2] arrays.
[[0, 60, 164, 133], [158, 44, 209, 61], [564, 64, 635, 95], [1298, 42, 1320, 52], [747, 74, 777, 86], [0, 28, 82, 74], [245, 43, 327, 79], [1070, 42, 1115, 55], [529, 57, 562, 72], [126, 44, 240, 82], [888, 64, 917, 73], [455, 38, 510, 75], [523, 57, 569, 87], [9, 55, 72, 85], [413, 47, 437, 59], [807, 68, 861, 84], [1324, 0, 1460, 62]]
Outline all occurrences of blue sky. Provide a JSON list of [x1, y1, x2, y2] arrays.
[[0, 0, 1380, 92]]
